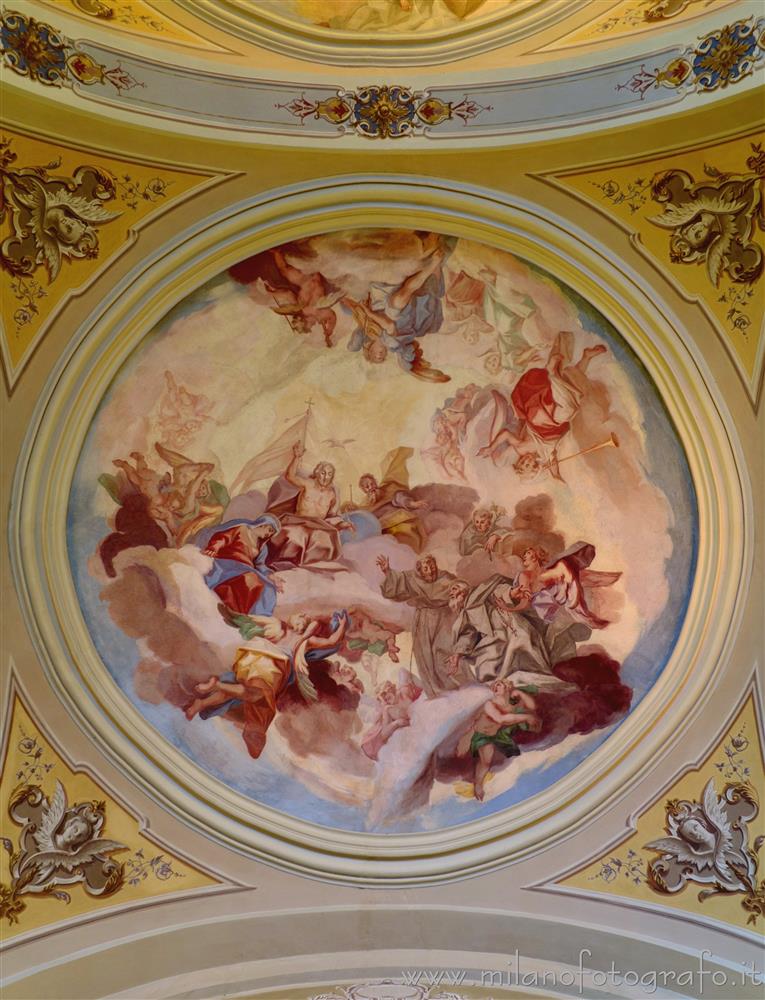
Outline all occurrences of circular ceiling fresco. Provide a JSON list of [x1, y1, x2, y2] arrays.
[[66, 228, 696, 837], [176, 0, 583, 63], [252, 0, 513, 33]]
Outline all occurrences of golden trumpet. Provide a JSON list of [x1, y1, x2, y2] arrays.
[[551, 432, 620, 468]]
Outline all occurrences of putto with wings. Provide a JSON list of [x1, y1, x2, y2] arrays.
[[648, 151, 765, 287], [0, 139, 121, 282], [1, 781, 126, 919], [645, 779, 764, 921]]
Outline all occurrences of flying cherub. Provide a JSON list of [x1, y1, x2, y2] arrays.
[[13, 174, 121, 281], [229, 243, 347, 346]]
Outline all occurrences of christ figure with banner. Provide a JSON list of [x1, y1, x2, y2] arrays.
[[266, 442, 356, 569]]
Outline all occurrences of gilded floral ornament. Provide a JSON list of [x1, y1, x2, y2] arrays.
[[692, 20, 764, 90], [617, 17, 765, 98], [0, 130, 208, 390], [557, 699, 764, 932], [280, 86, 490, 139], [592, 0, 714, 37], [645, 780, 765, 925], [0, 708, 191, 931], [0, 9, 67, 85], [0, 780, 126, 925], [69, 0, 167, 30], [0, 9, 140, 91], [72, 0, 116, 17], [0, 137, 171, 304], [642, 0, 708, 21]]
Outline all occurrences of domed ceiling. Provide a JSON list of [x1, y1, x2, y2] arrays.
[[1, 0, 763, 994], [141, 0, 745, 64], [66, 228, 695, 837]]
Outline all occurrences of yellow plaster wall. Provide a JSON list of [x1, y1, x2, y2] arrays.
[[549, 129, 765, 389], [0, 693, 217, 942], [558, 694, 764, 933]]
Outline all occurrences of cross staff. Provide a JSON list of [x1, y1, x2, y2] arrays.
[[302, 398, 313, 450]]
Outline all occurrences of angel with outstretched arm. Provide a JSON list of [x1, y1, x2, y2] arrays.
[[184, 610, 350, 758]]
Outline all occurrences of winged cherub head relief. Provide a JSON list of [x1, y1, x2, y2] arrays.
[[1, 161, 122, 283], [645, 779, 762, 907], [649, 166, 764, 287]]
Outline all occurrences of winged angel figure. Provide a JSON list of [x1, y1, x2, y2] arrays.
[[0, 152, 121, 282], [645, 779, 764, 906], [648, 166, 764, 287], [4, 781, 126, 903]]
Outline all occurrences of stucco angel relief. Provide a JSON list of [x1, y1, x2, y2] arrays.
[[0, 781, 126, 921], [645, 779, 765, 921], [0, 139, 121, 281], [648, 151, 765, 287]]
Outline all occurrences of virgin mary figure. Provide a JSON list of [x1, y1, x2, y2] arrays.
[[200, 513, 282, 616]]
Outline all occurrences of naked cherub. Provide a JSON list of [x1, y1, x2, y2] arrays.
[[460, 679, 541, 801], [361, 671, 423, 761], [230, 243, 344, 346]]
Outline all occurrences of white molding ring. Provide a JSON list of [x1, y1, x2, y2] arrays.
[[9, 176, 752, 884], [174, 0, 582, 67]]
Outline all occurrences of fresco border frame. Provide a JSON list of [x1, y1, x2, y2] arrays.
[[173, 0, 582, 67], [8, 176, 752, 885]]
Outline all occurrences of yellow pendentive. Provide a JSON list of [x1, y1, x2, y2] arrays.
[[558, 695, 764, 933], [550, 130, 765, 390], [0, 127, 214, 388], [0, 695, 216, 941], [538, 0, 739, 51]]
